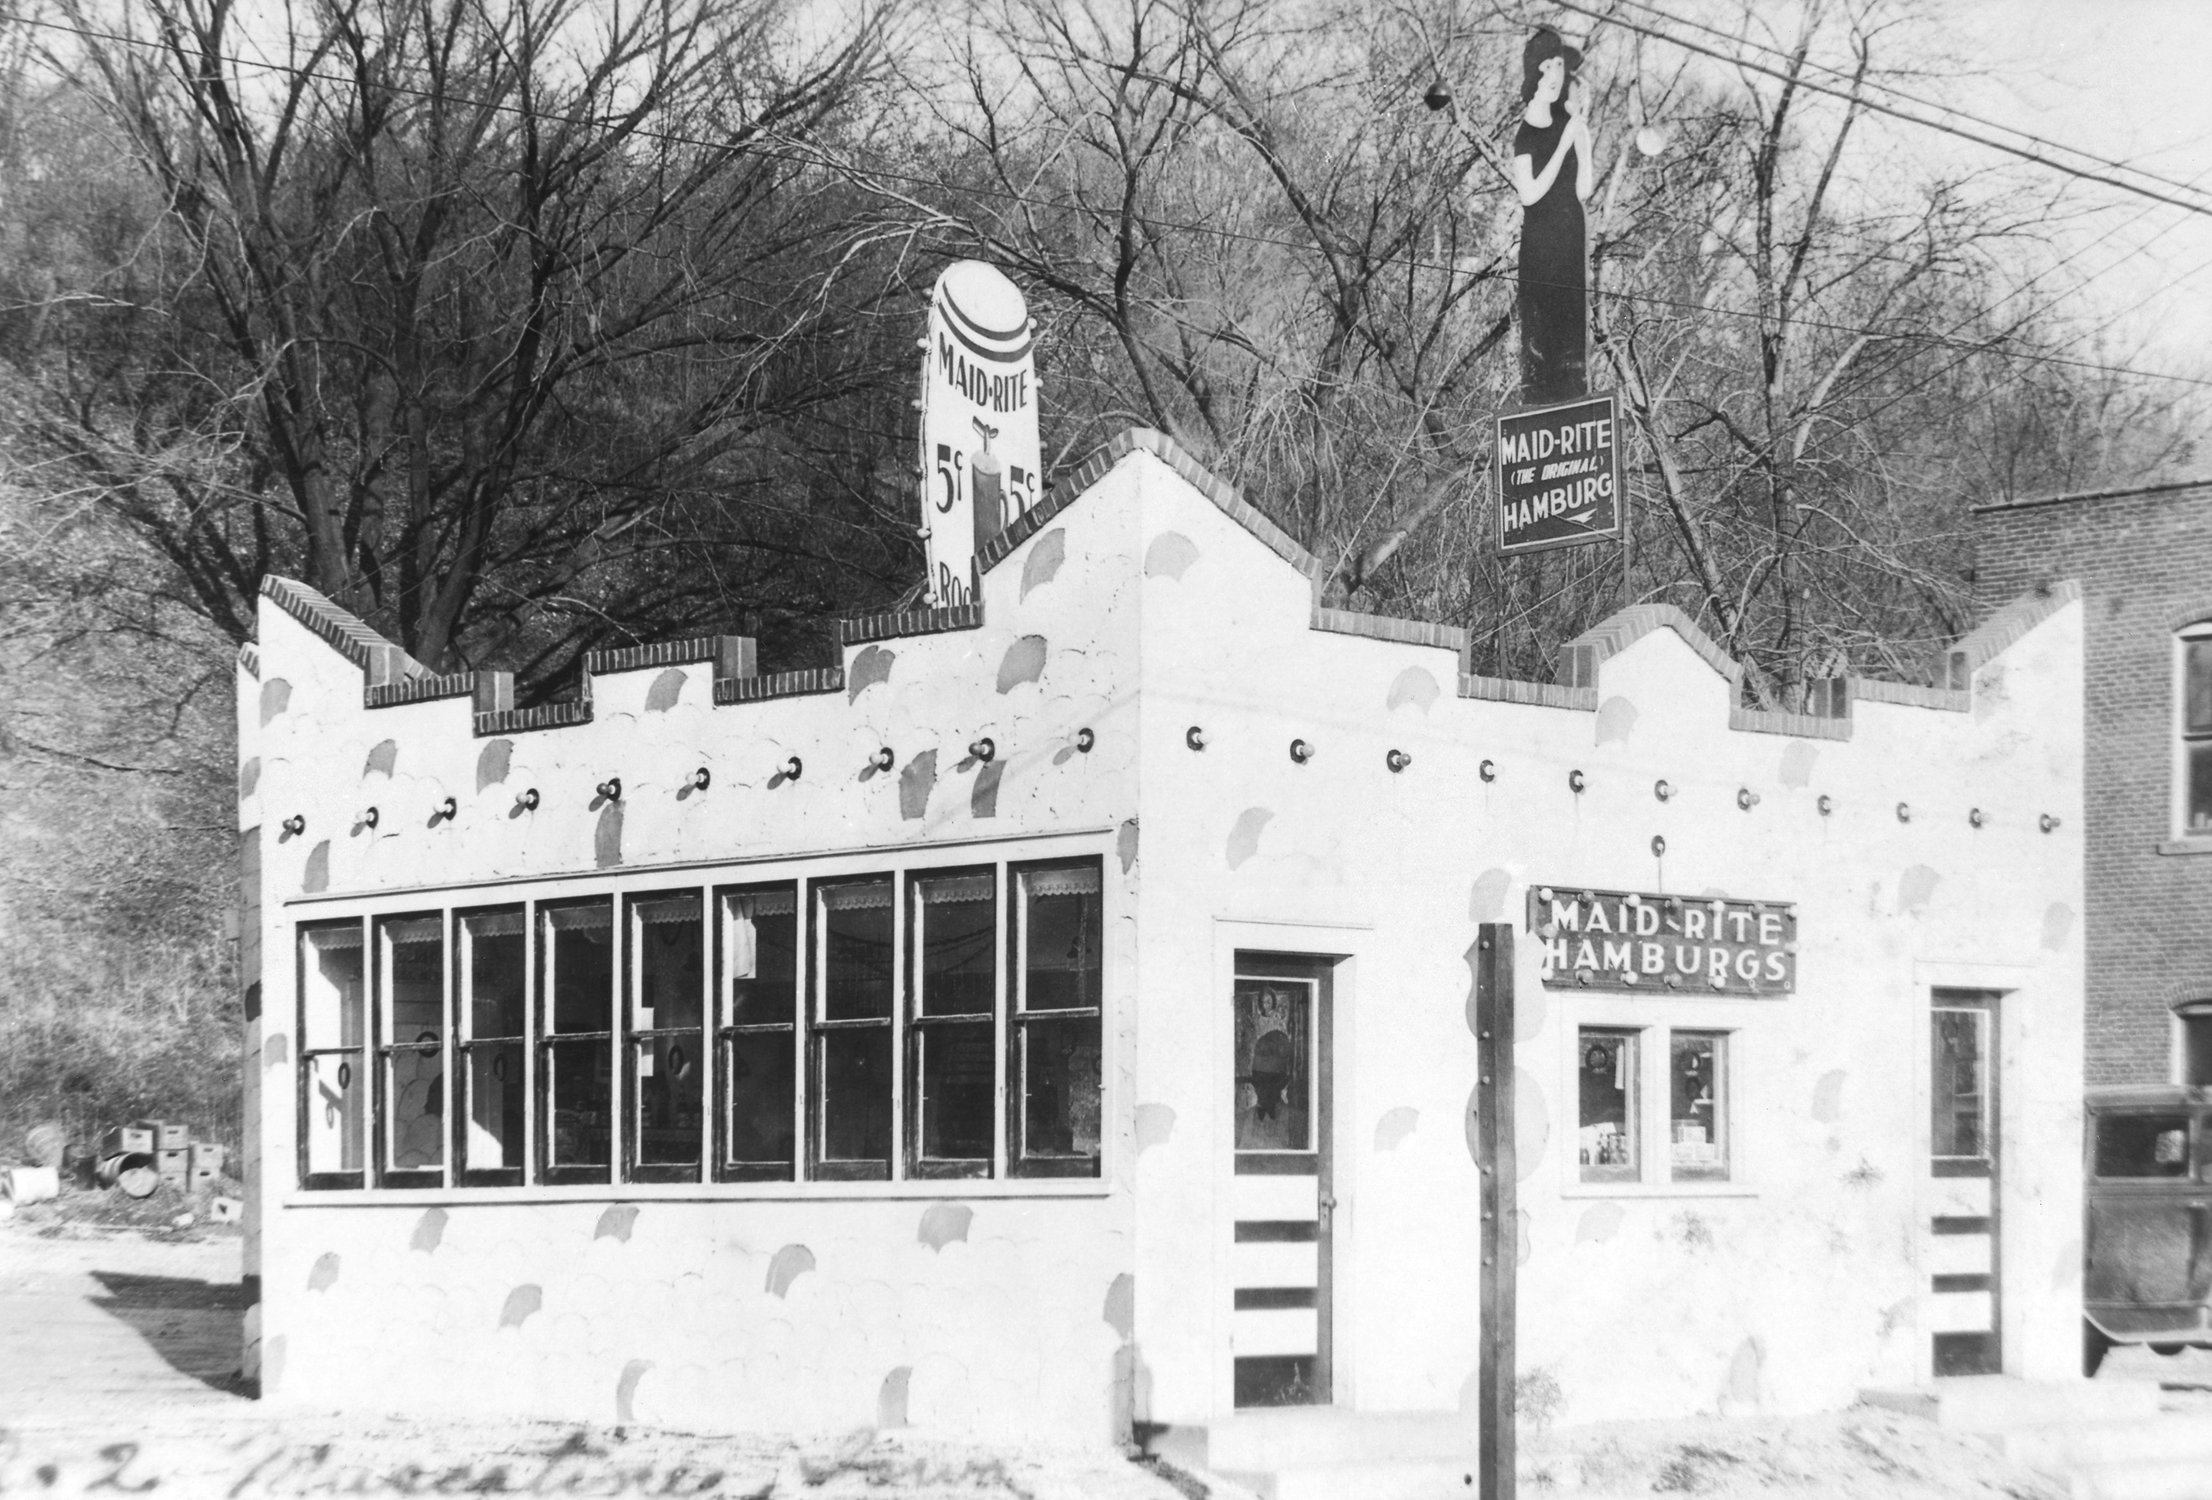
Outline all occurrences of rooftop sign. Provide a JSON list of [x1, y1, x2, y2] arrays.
[[918, 261, 1042, 607]]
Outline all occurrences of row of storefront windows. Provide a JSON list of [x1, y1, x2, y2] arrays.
[[295, 857, 1104, 1188]]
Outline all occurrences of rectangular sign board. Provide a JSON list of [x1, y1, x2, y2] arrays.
[[1495, 393, 1624, 556], [1527, 886, 1796, 995]]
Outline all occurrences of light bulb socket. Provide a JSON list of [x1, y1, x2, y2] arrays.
[[1968, 807, 1984, 828], [360, 807, 379, 830], [693, 767, 712, 791], [1186, 726, 1206, 752], [1817, 794, 1833, 816], [1289, 738, 1314, 764], [1568, 769, 1586, 793], [873, 747, 895, 772], [2040, 813, 2060, 833], [1479, 759, 1496, 782], [1896, 802, 1911, 824], [1654, 779, 1672, 801], [281, 814, 305, 836], [969, 738, 995, 763], [436, 796, 457, 822], [597, 778, 622, 802], [1651, 834, 1666, 857], [520, 788, 540, 811], [1075, 727, 1095, 753], [1386, 748, 1412, 773], [783, 756, 803, 780], [1737, 787, 1759, 811]]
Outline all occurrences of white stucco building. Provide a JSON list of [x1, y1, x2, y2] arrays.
[[236, 428, 2087, 1464]]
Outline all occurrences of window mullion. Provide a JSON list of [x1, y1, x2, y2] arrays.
[[891, 863, 907, 1180], [994, 861, 1010, 1179], [522, 899, 538, 1186]]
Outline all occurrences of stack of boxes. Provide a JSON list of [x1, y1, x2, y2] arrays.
[[95, 1120, 227, 1193]]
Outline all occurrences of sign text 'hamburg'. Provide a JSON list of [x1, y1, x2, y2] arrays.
[[1495, 393, 1622, 556], [1528, 886, 1796, 994]]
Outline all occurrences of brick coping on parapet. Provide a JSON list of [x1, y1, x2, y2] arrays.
[[1969, 475, 2212, 515], [249, 428, 2078, 743]]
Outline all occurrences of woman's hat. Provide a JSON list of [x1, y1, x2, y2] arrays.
[[1522, 26, 1584, 99]]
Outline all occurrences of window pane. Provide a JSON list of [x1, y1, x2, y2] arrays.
[[1233, 979, 1311, 1152], [1018, 862, 1102, 1011], [1669, 1033, 1727, 1181], [820, 1028, 892, 1165], [724, 1031, 795, 1169], [301, 923, 365, 1048], [915, 871, 995, 1016], [463, 1043, 524, 1171], [2187, 637, 2212, 735], [821, 879, 893, 1020], [379, 915, 445, 1172], [722, 886, 797, 1025], [2186, 1012, 2212, 1088], [633, 1032, 702, 1166], [303, 1051, 364, 1173], [546, 1040, 611, 1166], [632, 892, 703, 1031], [543, 900, 613, 1034], [1578, 1030, 1639, 1181], [1931, 1009, 1989, 1161], [917, 1023, 994, 1160], [460, 907, 526, 1040], [1019, 1016, 1103, 1165], [2095, 1114, 2191, 1178], [2189, 744, 2212, 835]]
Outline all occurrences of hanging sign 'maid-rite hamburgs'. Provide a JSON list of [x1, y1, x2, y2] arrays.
[[1495, 394, 1622, 556], [1528, 886, 1797, 994], [918, 261, 1043, 607]]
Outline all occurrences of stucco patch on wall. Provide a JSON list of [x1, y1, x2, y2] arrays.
[[1144, 531, 1199, 579], [1102, 1273, 1135, 1341], [850, 645, 895, 701], [877, 1366, 911, 1428], [595, 802, 624, 868], [900, 750, 937, 820], [766, 1244, 815, 1298], [918, 1203, 973, 1250], [594, 1204, 639, 1242], [970, 762, 1003, 818], [263, 1333, 286, 1394], [2051, 1237, 2081, 1292], [1897, 864, 1941, 916], [1779, 740, 1819, 788], [1116, 819, 1139, 873], [1373, 1107, 1419, 1151], [499, 1284, 543, 1328], [1133, 1103, 1175, 1154], [1515, 1069, 1549, 1180], [1595, 696, 1639, 746], [1225, 808, 1273, 870], [239, 756, 261, 800], [303, 840, 330, 893], [1468, 868, 1512, 922], [307, 1252, 340, 1292], [364, 740, 398, 779], [1811, 1070, 1847, 1124], [476, 739, 513, 791], [644, 669, 686, 712], [1021, 529, 1066, 598], [1517, 1210, 1534, 1267], [616, 1359, 653, 1425], [2042, 901, 2076, 951], [1387, 666, 1439, 714], [260, 678, 292, 725], [263, 1034, 288, 1069], [996, 635, 1048, 693], [1722, 1336, 1765, 1411], [1575, 1203, 1623, 1244], [411, 1208, 448, 1254]]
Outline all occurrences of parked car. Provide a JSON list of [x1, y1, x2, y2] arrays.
[[2084, 1085, 2212, 1374]]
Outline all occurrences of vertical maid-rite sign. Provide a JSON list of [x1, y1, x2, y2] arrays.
[[918, 261, 1043, 607]]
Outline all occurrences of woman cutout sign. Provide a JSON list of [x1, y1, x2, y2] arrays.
[[1513, 28, 1592, 405]]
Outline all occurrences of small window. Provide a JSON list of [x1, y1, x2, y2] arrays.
[[299, 921, 367, 1186], [2095, 1114, 2191, 1178], [1010, 860, 1103, 1177], [909, 869, 997, 1176], [375, 914, 445, 1185], [2180, 1003, 2212, 1088], [1932, 1004, 1993, 1175], [813, 877, 895, 1179], [2182, 630, 2212, 836], [1578, 1029, 1639, 1182], [627, 891, 704, 1182], [540, 899, 614, 1183], [1669, 1032, 1728, 1182], [718, 883, 798, 1181], [457, 906, 527, 1184]]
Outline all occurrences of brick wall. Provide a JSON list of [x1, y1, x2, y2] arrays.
[[1974, 480, 2212, 1086]]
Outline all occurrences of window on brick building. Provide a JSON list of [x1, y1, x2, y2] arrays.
[[2180, 1002, 2212, 1087], [2180, 627, 2212, 836]]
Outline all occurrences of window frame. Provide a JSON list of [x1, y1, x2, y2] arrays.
[[2176, 623, 2212, 840], [372, 911, 449, 1189], [297, 917, 370, 1191], [537, 896, 618, 1187], [808, 873, 900, 1182], [623, 888, 710, 1185], [1006, 857, 1106, 1180], [281, 837, 1111, 1199], [714, 879, 803, 1183], [2176, 1000, 2212, 1088], [1666, 1030, 1730, 1184], [1577, 1026, 1643, 1184], [905, 864, 1001, 1180]]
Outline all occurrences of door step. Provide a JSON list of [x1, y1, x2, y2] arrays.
[[1858, 1376, 2163, 1431], [1141, 1409, 1484, 1500]]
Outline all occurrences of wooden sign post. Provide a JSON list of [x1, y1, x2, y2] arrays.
[[1474, 922, 1516, 1500]]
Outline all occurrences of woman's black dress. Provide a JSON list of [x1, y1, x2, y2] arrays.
[[1514, 111, 1586, 404]]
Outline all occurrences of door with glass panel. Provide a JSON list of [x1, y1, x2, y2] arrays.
[[1229, 955, 1334, 1408], [1928, 990, 2002, 1376]]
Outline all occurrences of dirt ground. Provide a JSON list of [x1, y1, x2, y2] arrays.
[[1, 1203, 2198, 1498]]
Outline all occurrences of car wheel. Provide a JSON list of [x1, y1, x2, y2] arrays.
[[2085, 1323, 2116, 1377]]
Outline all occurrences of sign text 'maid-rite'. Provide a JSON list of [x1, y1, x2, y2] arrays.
[[1528, 886, 1797, 994], [1494, 393, 1624, 555]]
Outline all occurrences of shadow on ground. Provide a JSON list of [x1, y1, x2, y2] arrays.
[[88, 1270, 252, 1397]]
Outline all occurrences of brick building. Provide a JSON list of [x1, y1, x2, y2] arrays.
[[1973, 478, 2212, 1087]]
